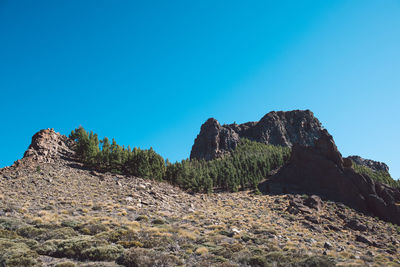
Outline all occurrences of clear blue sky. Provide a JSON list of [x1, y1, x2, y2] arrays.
[[1, 1, 399, 179]]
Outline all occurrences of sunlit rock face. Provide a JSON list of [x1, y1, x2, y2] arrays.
[[190, 110, 323, 160]]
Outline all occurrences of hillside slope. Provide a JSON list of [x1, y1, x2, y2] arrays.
[[0, 129, 399, 266]]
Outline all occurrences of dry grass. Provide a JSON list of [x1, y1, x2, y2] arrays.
[[195, 246, 209, 255], [0, 162, 399, 266]]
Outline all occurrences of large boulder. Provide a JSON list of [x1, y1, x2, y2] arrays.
[[190, 110, 323, 160], [259, 130, 400, 225]]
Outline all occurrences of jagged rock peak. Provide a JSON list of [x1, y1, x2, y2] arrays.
[[22, 128, 74, 163], [190, 118, 240, 161], [190, 109, 323, 160], [347, 155, 389, 172]]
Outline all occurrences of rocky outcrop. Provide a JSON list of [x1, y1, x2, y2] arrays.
[[190, 110, 323, 160], [190, 118, 240, 161], [259, 130, 400, 225], [347, 155, 389, 172], [22, 128, 74, 164]]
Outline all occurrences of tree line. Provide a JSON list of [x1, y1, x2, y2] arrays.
[[70, 127, 165, 180], [69, 127, 291, 193], [164, 139, 290, 193]]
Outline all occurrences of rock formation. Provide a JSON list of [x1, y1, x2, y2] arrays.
[[21, 128, 74, 164], [259, 129, 400, 225], [189, 118, 241, 161], [190, 110, 323, 160], [347, 155, 389, 172]]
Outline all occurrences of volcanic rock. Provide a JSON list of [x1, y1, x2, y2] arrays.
[[190, 110, 323, 160], [355, 234, 374, 246], [286, 195, 313, 214], [260, 129, 400, 225], [190, 118, 240, 161], [304, 195, 323, 211], [345, 219, 368, 232], [22, 128, 74, 164]]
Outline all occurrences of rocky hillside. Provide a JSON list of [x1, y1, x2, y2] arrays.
[[190, 110, 399, 225], [190, 110, 323, 161], [260, 129, 400, 226], [0, 122, 399, 266]]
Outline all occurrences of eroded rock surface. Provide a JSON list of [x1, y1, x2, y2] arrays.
[[189, 118, 240, 161], [190, 110, 323, 160], [22, 128, 74, 164]]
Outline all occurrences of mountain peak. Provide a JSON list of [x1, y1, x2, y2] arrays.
[[190, 109, 323, 160]]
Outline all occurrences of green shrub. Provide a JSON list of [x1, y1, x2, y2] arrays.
[[61, 220, 80, 229], [139, 233, 173, 249], [38, 236, 108, 260], [0, 239, 39, 267], [116, 247, 180, 267], [81, 245, 123, 261], [298, 255, 336, 267], [76, 223, 108, 235], [37, 227, 78, 241], [0, 217, 25, 231], [247, 255, 267, 267], [17, 226, 46, 239], [0, 229, 20, 239]]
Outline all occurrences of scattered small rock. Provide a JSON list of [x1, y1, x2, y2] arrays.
[[345, 219, 368, 232], [304, 195, 323, 211], [324, 241, 333, 250], [355, 234, 374, 246], [305, 215, 320, 224]]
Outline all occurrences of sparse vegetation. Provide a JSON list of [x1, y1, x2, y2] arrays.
[[116, 247, 181, 267], [1, 126, 400, 266]]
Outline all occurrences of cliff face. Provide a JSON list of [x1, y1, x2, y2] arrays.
[[259, 130, 400, 225], [190, 110, 323, 160], [189, 118, 241, 161]]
